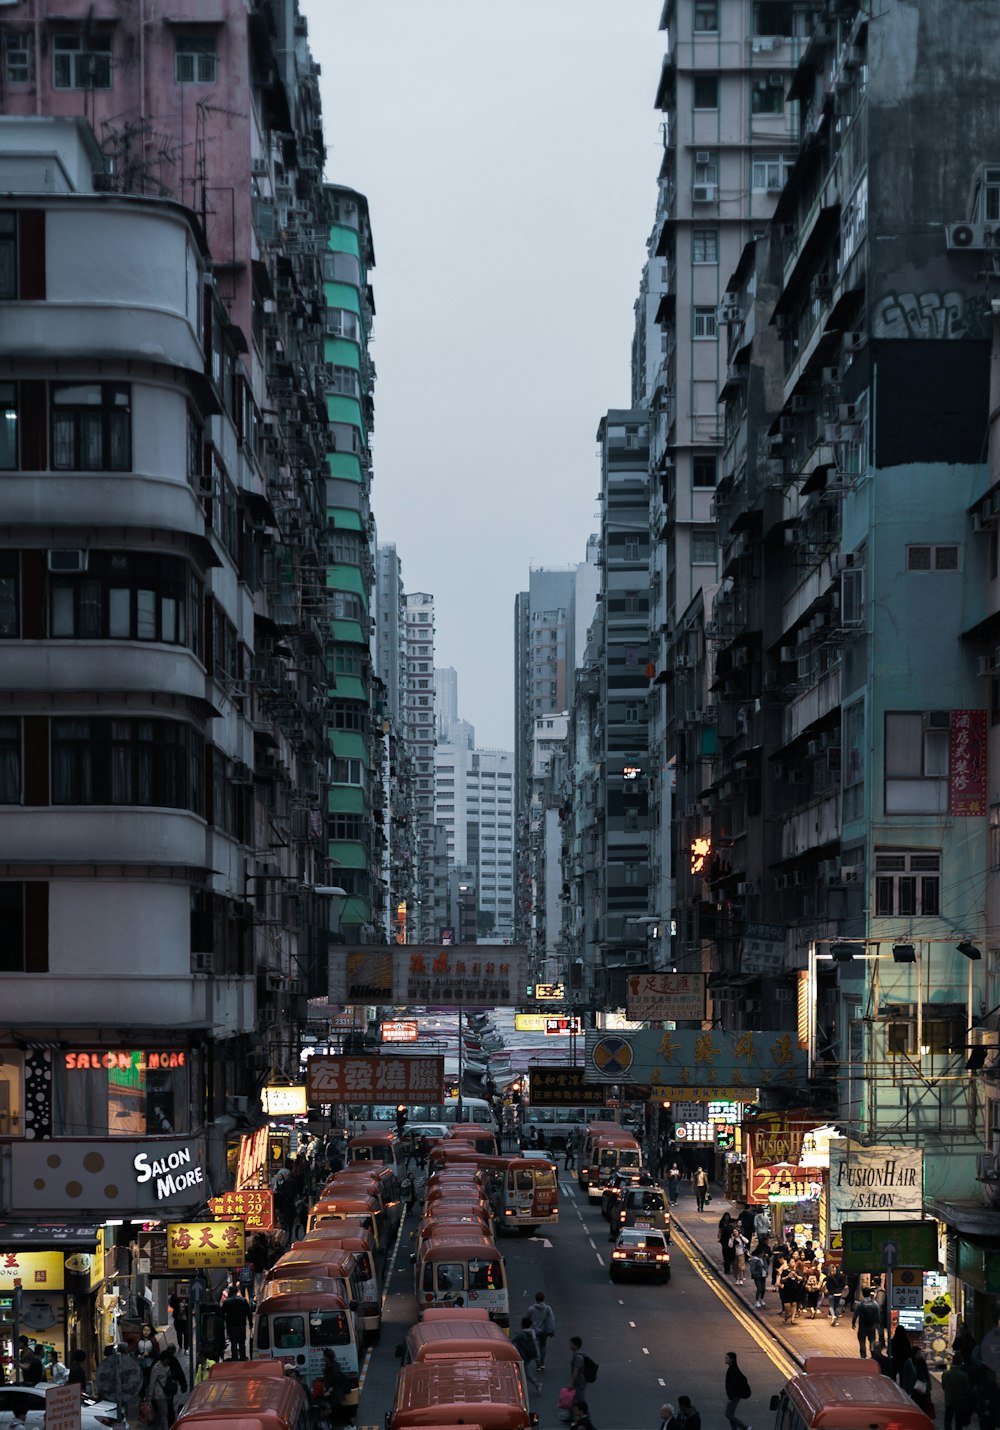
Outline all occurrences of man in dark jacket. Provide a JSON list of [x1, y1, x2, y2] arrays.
[[723, 1351, 751, 1430], [223, 1289, 252, 1360]]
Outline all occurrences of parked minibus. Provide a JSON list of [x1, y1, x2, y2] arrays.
[[448, 1123, 500, 1156], [296, 1229, 381, 1335], [770, 1357, 935, 1430], [346, 1130, 403, 1173], [324, 1163, 402, 1236], [415, 1234, 509, 1325], [175, 1363, 309, 1430], [307, 1193, 386, 1261], [266, 1251, 365, 1336], [578, 1121, 629, 1188], [497, 1157, 559, 1233], [387, 1358, 535, 1429], [583, 1133, 642, 1199], [252, 1278, 361, 1409], [401, 1314, 530, 1401]]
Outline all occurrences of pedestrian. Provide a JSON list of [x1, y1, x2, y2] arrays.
[[890, 1324, 914, 1382], [564, 1129, 578, 1173], [194, 1353, 217, 1386], [718, 1213, 736, 1275], [737, 1205, 757, 1244], [660, 1403, 676, 1430], [671, 1394, 702, 1430], [804, 1265, 824, 1318], [731, 1228, 749, 1285], [223, 1287, 251, 1360], [321, 1347, 350, 1411], [954, 1323, 976, 1362], [753, 1208, 772, 1245], [22, 1347, 45, 1386], [67, 1350, 88, 1391], [779, 1264, 803, 1324], [567, 1337, 587, 1400], [943, 1356, 974, 1430], [825, 1265, 847, 1325], [748, 1249, 768, 1308], [872, 1275, 888, 1350], [694, 1166, 709, 1212], [148, 1350, 182, 1430], [901, 1351, 934, 1415], [528, 1290, 556, 1370], [571, 1396, 597, 1430], [136, 1323, 159, 1394], [167, 1290, 189, 1353], [667, 1163, 681, 1205], [45, 1350, 68, 1384], [723, 1351, 752, 1430], [512, 1315, 542, 1392], [852, 1287, 881, 1359]]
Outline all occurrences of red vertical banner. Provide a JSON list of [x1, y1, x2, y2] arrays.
[[949, 710, 987, 815]]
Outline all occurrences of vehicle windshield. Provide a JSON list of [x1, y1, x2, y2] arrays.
[[621, 1231, 666, 1248], [310, 1311, 351, 1346]]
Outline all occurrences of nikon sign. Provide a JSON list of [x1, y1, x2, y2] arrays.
[[829, 1141, 923, 1228]]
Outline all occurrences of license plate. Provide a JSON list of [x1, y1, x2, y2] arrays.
[[634, 1252, 648, 1261], [635, 1219, 652, 1228]]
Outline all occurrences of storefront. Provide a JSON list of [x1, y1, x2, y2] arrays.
[[927, 1197, 1000, 1349], [0, 1225, 103, 1380]]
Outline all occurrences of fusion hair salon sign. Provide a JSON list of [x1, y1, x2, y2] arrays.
[[828, 1141, 923, 1225]]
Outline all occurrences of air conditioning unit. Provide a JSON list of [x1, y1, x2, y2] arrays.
[[720, 303, 740, 321], [48, 549, 88, 573], [978, 655, 999, 677], [774, 986, 792, 1002], [806, 740, 820, 758], [839, 403, 861, 423], [192, 952, 214, 974], [840, 865, 862, 884], [977, 1152, 1000, 1183], [831, 552, 854, 574], [822, 366, 841, 385], [791, 394, 811, 413], [970, 1028, 1000, 1047], [947, 223, 992, 251], [693, 184, 718, 203], [924, 710, 950, 730], [225, 1095, 249, 1116], [768, 72, 785, 87], [843, 331, 866, 353], [774, 873, 789, 891], [251, 158, 268, 177], [768, 434, 786, 454], [695, 150, 712, 164], [780, 645, 796, 662], [736, 882, 753, 896]]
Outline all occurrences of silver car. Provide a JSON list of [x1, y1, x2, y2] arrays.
[[0, 1384, 122, 1430]]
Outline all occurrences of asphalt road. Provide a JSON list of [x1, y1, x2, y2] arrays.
[[356, 1173, 796, 1430]]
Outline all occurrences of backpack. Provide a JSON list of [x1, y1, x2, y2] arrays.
[[582, 1354, 599, 1384], [858, 1299, 880, 1327], [737, 1374, 751, 1401], [163, 1372, 178, 1399]]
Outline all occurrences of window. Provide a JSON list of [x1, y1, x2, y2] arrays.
[[52, 1048, 189, 1137], [175, 35, 217, 84], [322, 252, 361, 285], [694, 75, 719, 109], [51, 717, 204, 813], [884, 711, 949, 815], [0, 717, 20, 803], [907, 544, 959, 571], [327, 366, 361, 399], [874, 849, 941, 917], [695, 153, 719, 185], [0, 554, 17, 639], [625, 702, 640, 724], [691, 530, 718, 564], [330, 813, 365, 842], [331, 702, 365, 732], [0, 884, 46, 974], [51, 384, 130, 471], [752, 154, 795, 191], [693, 454, 717, 488], [49, 553, 199, 649], [325, 309, 360, 340], [983, 168, 1000, 224], [694, 1, 719, 30], [692, 228, 719, 264], [991, 805, 1000, 872], [693, 307, 717, 339], [53, 33, 112, 90], [4, 30, 30, 84], [752, 78, 785, 115], [0, 214, 15, 300], [885, 1005, 964, 1058], [625, 537, 640, 560], [332, 591, 364, 621], [0, 382, 16, 469]]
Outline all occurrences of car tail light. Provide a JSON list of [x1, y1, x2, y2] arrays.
[[612, 1251, 625, 1260], [656, 1253, 669, 1262]]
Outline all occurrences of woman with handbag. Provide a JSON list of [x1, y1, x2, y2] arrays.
[[136, 1325, 159, 1396]]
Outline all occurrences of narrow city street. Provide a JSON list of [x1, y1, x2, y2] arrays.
[[355, 1175, 794, 1430]]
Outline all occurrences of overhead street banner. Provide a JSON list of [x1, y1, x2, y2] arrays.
[[306, 1054, 444, 1104], [584, 1028, 806, 1088], [841, 1219, 938, 1274], [528, 1066, 607, 1107], [625, 972, 706, 1023], [829, 1141, 923, 1226], [330, 946, 528, 1006]]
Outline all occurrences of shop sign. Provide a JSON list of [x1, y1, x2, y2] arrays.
[[956, 1239, 1000, 1295], [382, 1020, 419, 1043], [207, 1190, 274, 1232], [585, 1029, 806, 1087], [841, 1219, 938, 1274], [329, 946, 528, 1007], [236, 1127, 270, 1191], [63, 1051, 185, 1071], [745, 1111, 820, 1206], [708, 1100, 742, 1123], [949, 709, 987, 815], [748, 1164, 822, 1203], [166, 1222, 245, 1271], [0, 1251, 65, 1292], [261, 1085, 307, 1115], [527, 1066, 606, 1107], [674, 1121, 712, 1143], [891, 1268, 924, 1309], [534, 983, 564, 1001], [829, 1142, 923, 1224], [10, 1137, 208, 1215], [740, 923, 786, 976], [544, 1017, 582, 1036], [305, 1054, 444, 1104], [137, 1233, 168, 1277], [626, 973, 706, 1023], [44, 1382, 81, 1430], [672, 1101, 706, 1122]]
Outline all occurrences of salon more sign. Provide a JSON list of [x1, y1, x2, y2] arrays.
[[828, 1141, 923, 1227]]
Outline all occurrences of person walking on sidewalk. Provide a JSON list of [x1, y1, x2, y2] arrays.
[[853, 1288, 881, 1358], [528, 1291, 556, 1370], [667, 1163, 682, 1205], [694, 1166, 709, 1212], [731, 1227, 749, 1285], [942, 1356, 973, 1430], [511, 1316, 542, 1392], [779, 1263, 803, 1324], [718, 1213, 736, 1276], [748, 1249, 768, 1308], [826, 1265, 847, 1325], [723, 1351, 752, 1430], [804, 1265, 824, 1319]]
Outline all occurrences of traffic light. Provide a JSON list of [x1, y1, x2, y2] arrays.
[[395, 1103, 407, 1133], [510, 1081, 522, 1105], [526, 984, 535, 999]]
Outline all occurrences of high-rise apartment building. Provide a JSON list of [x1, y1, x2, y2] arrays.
[[434, 742, 516, 943], [375, 543, 417, 941], [402, 591, 436, 941], [435, 666, 474, 748]]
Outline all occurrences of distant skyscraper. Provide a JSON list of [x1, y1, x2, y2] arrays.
[[435, 667, 474, 748], [403, 592, 437, 941]]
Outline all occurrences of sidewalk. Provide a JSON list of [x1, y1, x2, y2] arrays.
[[670, 1184, 859, 1367]]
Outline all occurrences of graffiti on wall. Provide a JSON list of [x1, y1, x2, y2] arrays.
[[873, 288, 990, 340]]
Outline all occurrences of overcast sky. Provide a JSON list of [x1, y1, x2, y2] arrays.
[[301, 1, 664, 748]]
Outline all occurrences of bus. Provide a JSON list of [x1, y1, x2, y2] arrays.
[[175, 1365, 309, 1430], [252, 1279, 361, 1409], [770, 1357, 934, 1430], [387, 1358, 534, 1430], [350, 1095, 493, 1131]]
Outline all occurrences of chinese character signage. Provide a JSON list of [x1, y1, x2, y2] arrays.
[[740, 923, 786, 976], [950, 710, 987, 815], [166, 1221, 245, 1270], [329, 947, 528, 1007], [0, 1251, 65, 1292], [534, 983, 565, 1001], [236, 1126, 270, 1191], [382, 1020, 419, 1044], [745, 1110, 820, 1203], [544, 1017, 582, 1036], [625, 973, 706, 1023], [261, 1086, 307, 1116], [584, 1029, 806, 1090], [828, 1142, 923, 1227], [528, 1066, 607, 1107], [305, 1054, 444, 1105], [749, 1163, 822, 1203], [207, 1190, 274, 1232], [841, 1219, 938, 1274]]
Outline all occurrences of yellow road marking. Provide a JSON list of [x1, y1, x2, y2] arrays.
[[671, 1221, 799, 1381]]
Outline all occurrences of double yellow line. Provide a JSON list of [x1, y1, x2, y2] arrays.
[[671, 1221, 800, 1381]]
